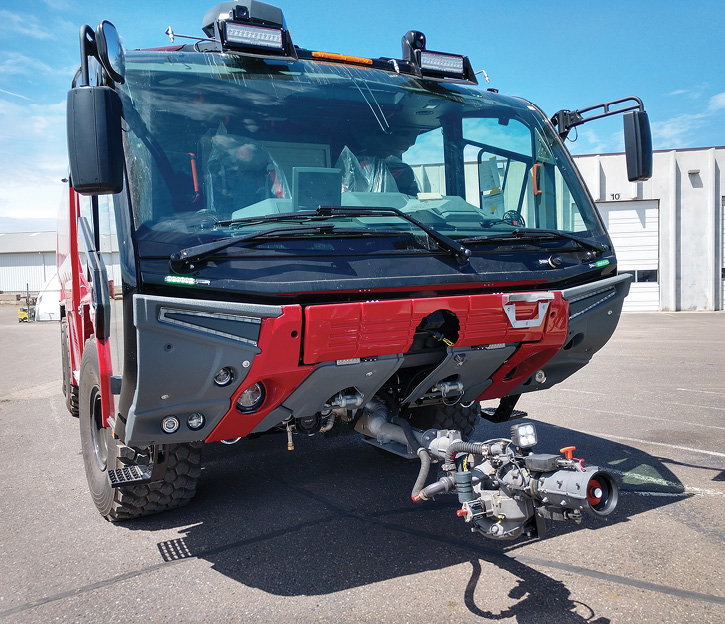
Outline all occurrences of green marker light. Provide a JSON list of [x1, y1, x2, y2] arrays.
[[165, 275, 197, 286]]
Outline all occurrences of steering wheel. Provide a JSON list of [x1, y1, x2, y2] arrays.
[[193, 209, 219, 230], [503, 210, 525, 227]]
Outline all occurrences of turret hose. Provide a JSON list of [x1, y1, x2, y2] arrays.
[[444, 441, 490, 465], [391, 415, 431, 501]]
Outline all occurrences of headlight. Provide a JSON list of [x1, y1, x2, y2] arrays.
[[161, 416, 180, 434], [187, 413, 205, 430], [236, 383, 265, 413]]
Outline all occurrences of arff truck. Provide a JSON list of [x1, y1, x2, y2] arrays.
[[59, 1, 653, 540]]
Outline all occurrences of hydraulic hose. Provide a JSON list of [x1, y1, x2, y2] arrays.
[[411, 448, 431, 502], [391, 415, 421, 452], [391, 415, 431, 501], [444, 441, 490, 465]]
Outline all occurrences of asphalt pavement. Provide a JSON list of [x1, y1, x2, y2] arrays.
[[0, 306, 723, 623]]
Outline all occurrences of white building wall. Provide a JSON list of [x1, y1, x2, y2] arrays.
[[0, 252, 56, 293], [575, 147, 725, 311]]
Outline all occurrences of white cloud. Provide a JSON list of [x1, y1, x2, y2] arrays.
[[0, 88, 31, 101], [41, 0, 73, 10], [0, 52, 54, 77], [0, 10, 56, 40], [0, 98, 67, 219], [650, 113, 707, 146], [667, 83, 709, 100], [707, 92, 725, 112]]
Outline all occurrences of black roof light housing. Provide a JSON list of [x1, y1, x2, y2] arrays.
[[202, 1, 296, 58], [402, 30, 477, 85]]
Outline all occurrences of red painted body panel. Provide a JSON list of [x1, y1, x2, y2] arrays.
[[478, 295, 569, 400], [58, 188, 113, 426], [303, 293, 557, 364], [207, 305, 315, 442]]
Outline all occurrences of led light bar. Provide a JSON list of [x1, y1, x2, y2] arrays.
[[419, 51, 465, 77], [223, 21, 284, 50], [165, 275, 197, 286]]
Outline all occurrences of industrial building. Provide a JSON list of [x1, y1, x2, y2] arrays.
[[0, 231, 56, 296], [1, 146, 723, 311], [574, 146, 724, 312]]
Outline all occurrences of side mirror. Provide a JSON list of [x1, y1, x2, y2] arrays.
[[623, 110, 652, 182], [95, 20, 125, 84], [67, 86, 124, 195]]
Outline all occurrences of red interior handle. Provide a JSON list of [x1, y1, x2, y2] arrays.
[[532, 163, 542, 196]]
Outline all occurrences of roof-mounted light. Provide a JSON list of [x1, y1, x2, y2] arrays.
[[224, 21, 284, 50], [420, 51, 465, 76], [202, 2, 295, 57], [401, 30, 477, 84]]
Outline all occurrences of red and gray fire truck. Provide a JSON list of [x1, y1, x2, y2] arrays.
[[58, 1, 652, 540]]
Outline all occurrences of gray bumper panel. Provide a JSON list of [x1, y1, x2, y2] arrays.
[[124, 294, 283, 446]]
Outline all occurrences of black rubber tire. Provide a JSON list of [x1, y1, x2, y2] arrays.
[[407, 402, 480, 441], [79, 339, 202, 521], [61, 318, 79, 417]]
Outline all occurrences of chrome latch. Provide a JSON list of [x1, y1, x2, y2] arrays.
[[502, 292, 555, 329]]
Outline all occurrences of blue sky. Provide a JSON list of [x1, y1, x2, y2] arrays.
[[1, 0, 723, 226]]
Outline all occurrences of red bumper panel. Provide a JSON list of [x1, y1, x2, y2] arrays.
[[478, 295, 569, 400], [303, 293, 565, 365]]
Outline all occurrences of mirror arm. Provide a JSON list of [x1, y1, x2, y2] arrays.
[[79, 25, 96, 87], [552, 96, 645, 139]]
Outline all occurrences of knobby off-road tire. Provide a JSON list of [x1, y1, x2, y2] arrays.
[[61, 318, 79, 417], [408, 402, 480, 441], [79, 339, 202, 521]]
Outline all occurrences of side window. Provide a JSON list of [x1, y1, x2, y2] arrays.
[[402, 128, 445, 195], [462, 118, 534, 222]]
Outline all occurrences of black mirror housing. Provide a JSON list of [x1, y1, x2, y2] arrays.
[[623, 110, 652, 182], [67, 86, 123, 195]]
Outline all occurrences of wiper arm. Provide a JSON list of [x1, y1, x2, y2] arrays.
[[459, 228, 608, 255], [317, 206, 471, 264], [169, 225, 335, 272], [215, 211, 319, 227]]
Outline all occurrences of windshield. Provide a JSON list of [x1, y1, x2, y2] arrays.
[[118, 51, 603, 254]]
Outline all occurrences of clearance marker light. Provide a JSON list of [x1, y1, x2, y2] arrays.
[[165, 275, 197, 286], [311, 51, 373, 66]]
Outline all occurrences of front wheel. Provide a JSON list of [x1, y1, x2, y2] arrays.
[[78, 339, 202, 521], [407, 402, 480, 441]]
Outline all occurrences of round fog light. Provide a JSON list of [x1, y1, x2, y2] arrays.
[[187, 412, 205, 430], [161, 416, 180, 434], [534, 369, 547, 384], [214, 367, 234, 387], [236, 382, 265, 413]]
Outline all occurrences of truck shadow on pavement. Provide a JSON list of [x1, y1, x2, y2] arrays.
[[125, 421, 686, 622]]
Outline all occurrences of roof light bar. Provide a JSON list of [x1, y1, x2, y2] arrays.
[[401, 29, 477, 84], [420, 51, 465, 76], [223, 21, 283, 50], [202, 2, 295, 58]]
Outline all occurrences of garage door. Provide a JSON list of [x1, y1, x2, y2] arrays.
[[596, 200, 660, 311]]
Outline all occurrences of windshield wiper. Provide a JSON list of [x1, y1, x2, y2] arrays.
[[316, 206, 471, 264], [169, 224, 336, 272], [215, 211, 320, 227], [219, 206, 471, 264], [458, 228, 608, 255]]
